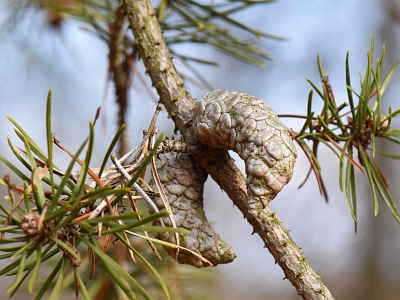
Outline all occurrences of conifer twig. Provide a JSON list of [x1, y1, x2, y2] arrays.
[[124, 0, 334, 298]]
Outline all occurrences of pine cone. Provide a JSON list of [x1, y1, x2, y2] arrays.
[[194, 90, 297, 215], [150, 151, 236, 268]]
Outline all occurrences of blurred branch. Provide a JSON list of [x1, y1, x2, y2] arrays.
[[124, 0, 334, 298], [108, 2, 138, 156], [383, 0, 400, 22]]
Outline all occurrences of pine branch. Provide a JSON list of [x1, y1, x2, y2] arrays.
[[124, 0, 334, 299]]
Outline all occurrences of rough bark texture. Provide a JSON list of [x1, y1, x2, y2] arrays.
[[150, 151, 236, 268], [124, 0, 195, 142], [124, 0, 335, 299]]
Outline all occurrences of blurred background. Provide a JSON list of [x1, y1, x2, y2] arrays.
[[1, 0, 400, 299]]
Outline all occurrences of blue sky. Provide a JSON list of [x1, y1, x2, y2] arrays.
[[1, 1, 400, 299]]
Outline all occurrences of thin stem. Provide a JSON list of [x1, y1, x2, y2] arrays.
[[124, 0, 334, 298], [110, 154, 161, 219], [278, 114, 317, 119]]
